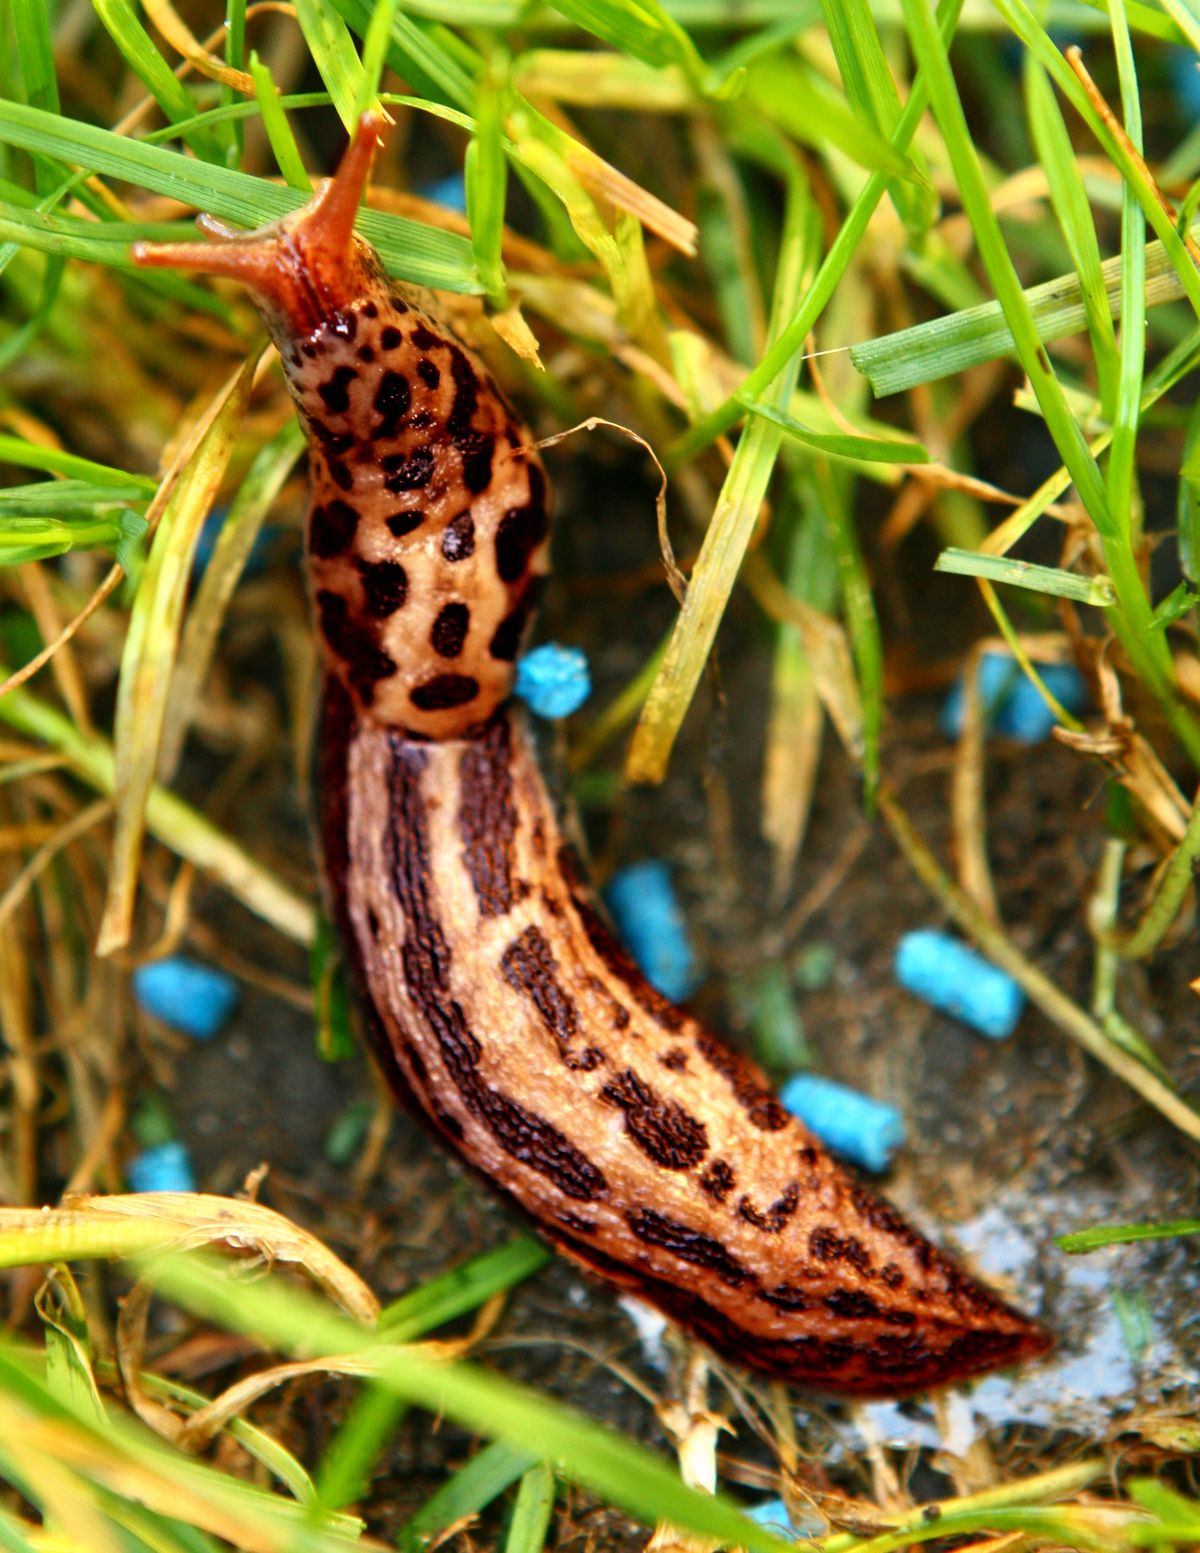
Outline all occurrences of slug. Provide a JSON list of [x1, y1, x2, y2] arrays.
[[134, 114, 1050, 1397]]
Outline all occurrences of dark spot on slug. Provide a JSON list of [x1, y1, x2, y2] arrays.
[[383, 447, 435, 491], [823, 1289, 884, 1322], [388, 294, 410, 315], [699, 1159, 735, 1201], [327, 459, 355, 491], [495, 503, 548, 583], [557, 1212, 598, 1235], [331, 310, 357, 340], [431, 602, 470, 658], [358, 345, 375, 363], [409, 324, 438, 350], [318, 365, 357, 414], [458, 429, 496, 494], [599, 1068, 708, 1170], [458, 717, 517, 916], [763, 1283, 810, 1312], [441, 510, 475, 562], [410, 673, 479, 711], [357, 558, 408, 617], [626, 1208, 750, 1288], [738, 1182, 800, 1234], [659, 1048, 688, 1072], [380, 325, 402, 351], [362, 301, 377, 319], [447, 345, 480, 439], [372, 370, 411, 439], [386, 510, 424, 537], [417, 357, 440, 388], [488, 580, 542, 661], [307, 417, 354, 455], [309, 499, 359, 558]]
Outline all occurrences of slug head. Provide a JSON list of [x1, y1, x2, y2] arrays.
[[132, 112, 387, 346]]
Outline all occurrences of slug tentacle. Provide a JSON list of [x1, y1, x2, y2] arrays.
[[134, 116, 1051, 1397]]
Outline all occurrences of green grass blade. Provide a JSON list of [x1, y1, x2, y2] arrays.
[[379, 1236, 551, 1339], [1024, 57, 1117, 415], [935, 547, 1117, 605], [849, 228, 1197, 396], [1057, 1219, 1200, 1252], [0, 437, 157, 491], [669, 0, 964, 462], [467, 54, 510, 307], [146, 1254, 799, 1553], [329, 0, 477, 108], [740, 396, 929, 463], [397, 1441, 537, 1553], [293, 0, 369, 129], [354, 0, 401, 120], [505, 1461, 556, 1553], [627, 166, 812, 783], [91, 0, 220, 161], [1106, 0, 1146, 546], [249, 53, 312, 191]]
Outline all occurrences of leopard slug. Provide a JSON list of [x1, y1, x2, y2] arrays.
[[134, 114, 1050, 1397]]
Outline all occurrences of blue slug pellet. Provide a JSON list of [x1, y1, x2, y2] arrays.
[[603, 859, 700, 1001], [778, 1072, 905, 1174], [127, 1140, 196, 1193], [133, 956, 238, 1041], [895, 929, 1025, 1040], [514, 643, 591, 719], [940, 652, 1087, 743]]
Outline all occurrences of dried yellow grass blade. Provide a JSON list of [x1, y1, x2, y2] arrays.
[[0, 1194, 379, 1324], [96, 354, 260, 957]]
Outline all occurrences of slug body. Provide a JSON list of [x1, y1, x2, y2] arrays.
[[136, 117, 1050, 1397]]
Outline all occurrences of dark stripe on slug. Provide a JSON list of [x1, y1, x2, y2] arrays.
[[410, 674, 479, 711], [625, 1208, 751, 1288], [386, 739, 608, 1202], [501, 925, 579, 1047], [458, 715, 516, 916], [693, 1032, 790, 1132], [599, 1068, 708, 1170], [316, 591, 396, 698]]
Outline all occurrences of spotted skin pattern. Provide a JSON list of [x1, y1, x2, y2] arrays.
[[136, 115, 1051, 1397]]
